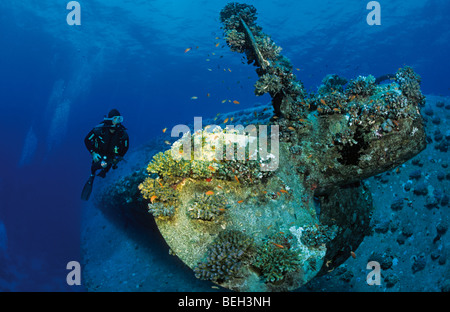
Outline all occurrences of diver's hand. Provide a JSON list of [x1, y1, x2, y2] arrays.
[[91, 152, 101, 162]]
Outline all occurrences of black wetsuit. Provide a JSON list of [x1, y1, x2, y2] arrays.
[[84, 122, 129, 176]]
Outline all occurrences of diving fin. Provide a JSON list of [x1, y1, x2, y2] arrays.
[[81, 175, 95, 201]]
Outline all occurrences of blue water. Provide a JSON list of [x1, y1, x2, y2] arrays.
[[0, 0, 449, 291]]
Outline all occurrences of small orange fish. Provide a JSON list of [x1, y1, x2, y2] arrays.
[[233, 100, 240, 104], [280, 189, 288, 194], [228, 68, 232, 72], [215, 42, 220, 47], [271, 242, 284, 249], [295, 68, 300, 71], [237, 200, 244, 204], [162, 128, 167, 133], [263, 191, 268, 194], [234, 175, 240, 183], [184, 47, 192, 53], [317, 107, 323, 113], [333, 108, 340, 112], [208, 165, 216, 172], [221, 99, 227, 103], [320, 99, 326, 105], [205, 191, 214, 196], [205, 178, 212, 182], [207, 93, 210, 97], [218, 208, 226, 212], [191, 96, 198, 100], [150, 195, 157, 203], [267, 225, 273, 230], [350, 251, 356, 259], [217, 185, 223, 189], [308, 154, 313, 158], [277, 192, 281, 196], [224, 118, 229, 123], [288, 126, 295, 131]]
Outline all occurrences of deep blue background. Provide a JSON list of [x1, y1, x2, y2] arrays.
[[0, 0, 449, 291]]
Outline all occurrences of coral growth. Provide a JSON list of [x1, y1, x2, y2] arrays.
[[300, 224, 338, 248], [345, 75, 376, 97], [318, 74, 348, 94], [254, 73, 283, 96], [194, 230, 254, 283], [309, 66, 425, 145], [220, 1, 306, 118], [395, 66, 426, 106], [146, 150, 190, 181], [220, 3, 260, 59], [139, 178, 178, 204], [142, 127, 274, 188], [147, 202, 175, 219], [257, 36, 282, 61], [252, 233, 300, 283], [188, 193, 229, 221], [220, 2, 258, 30]]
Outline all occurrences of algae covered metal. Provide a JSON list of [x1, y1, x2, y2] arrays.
[[116, 2, 427, 291]]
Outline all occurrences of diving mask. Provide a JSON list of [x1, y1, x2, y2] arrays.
[[104, 115, 124, 124]]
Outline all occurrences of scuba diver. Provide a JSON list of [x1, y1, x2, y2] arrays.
[[81, 109, 129, 201]]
